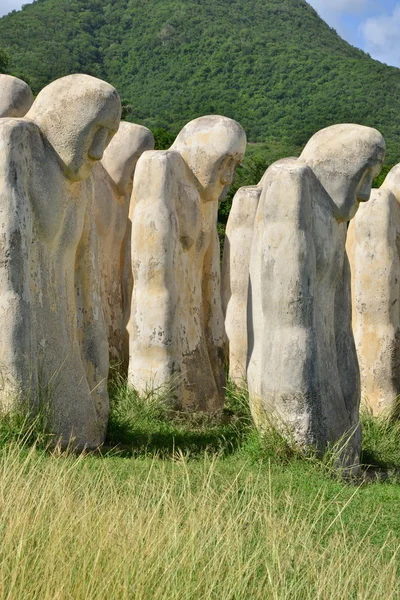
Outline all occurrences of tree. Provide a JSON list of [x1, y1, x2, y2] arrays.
[[0, 46, 9, 73], [153, 128, 176, 150]]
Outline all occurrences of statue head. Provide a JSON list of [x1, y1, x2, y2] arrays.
[[382, 164, 400, 201], [0, 74, 34, 118], [171, 115, 247, 203], [26, 74, 121, 182], [300, 124, 386, 222], [101, 122, 154, 196]]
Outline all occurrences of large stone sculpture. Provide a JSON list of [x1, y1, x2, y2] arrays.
[[0, 74, 33, 117], [92, 122, 154, 370], [129, 116, 246, 411], [347, 164, 400, 416], [222, 175, 266, 385], [247, 125, 385, 468], [0, 74, 121, 449]]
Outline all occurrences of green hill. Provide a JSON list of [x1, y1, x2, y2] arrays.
[[1, 0, 400, 165]]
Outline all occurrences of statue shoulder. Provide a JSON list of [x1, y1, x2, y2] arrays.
[[0, 122, 38, 191], [133, 149, 192, 204], [0, 117, 41, 146], [259, 158, 315, 224], [263, 157, 313, 186], [228, 185, 262, 231], [354, 188, 399, 236], [135, 149, 185, 174]]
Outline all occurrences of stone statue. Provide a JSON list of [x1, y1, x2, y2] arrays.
[[0, 74, 33, 117], [0, 74, 121, 449], [129, 115, 246, 411], [222, 175, 266, 385], [347, 164, 400, 416], [92, 122, 154, 371], [247, 125, 385, 469]]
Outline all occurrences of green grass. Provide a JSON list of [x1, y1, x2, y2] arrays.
[[0, 381, 399, 599]]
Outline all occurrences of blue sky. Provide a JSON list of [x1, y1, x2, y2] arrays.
[[1, 0, 400, 68], [308, 0, 400, 67]]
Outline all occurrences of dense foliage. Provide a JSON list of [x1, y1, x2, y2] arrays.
[[1, 0, 400, 165], [0, 46, 9, 73]]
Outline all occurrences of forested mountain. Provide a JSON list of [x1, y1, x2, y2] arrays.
[[1, 0, 400, 165]]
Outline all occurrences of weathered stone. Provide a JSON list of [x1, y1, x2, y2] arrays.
[[0, 74, 33, 117], [347, 164, 400, 416], [92, 122, 154, 371], [222, 180, 264, 385], [247, 125, 385, 469], [128, 115, 246, 411], [0, 74, 121, 449]]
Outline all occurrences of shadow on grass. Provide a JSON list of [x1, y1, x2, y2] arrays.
[[3, 375, 400, 483], [104, 378, 254, 459], [359, 409, 400, 481], [104, 381, 400, 482], [105, 420, 246, 459]]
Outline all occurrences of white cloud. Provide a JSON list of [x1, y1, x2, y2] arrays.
[[361, 4, 400, 67], [0, 1, 33, 18]]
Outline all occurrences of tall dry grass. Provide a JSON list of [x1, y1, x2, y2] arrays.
[[0, 441, 398, 600]]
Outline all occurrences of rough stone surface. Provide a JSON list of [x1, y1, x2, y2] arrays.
[[347, 164, 400, 416], [128, 115, 246, 411], [222, 183, 263, 385], [0, 74, 33, 117], [92, 122, 154, 371], [247, 124, 385, 469], [0, 74, 121, 449]]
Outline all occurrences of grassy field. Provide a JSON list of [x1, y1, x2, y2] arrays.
[[0, 381, 399, 599]]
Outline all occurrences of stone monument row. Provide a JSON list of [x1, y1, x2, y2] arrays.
[[247, 125, 385, 469], [347, 164, 400, 417], [0, 73, 121, 449], [128, 116, 246, 411], [221, 171, 269, 385], [0, 71, 394, 463], [92, 121, 154, 372]]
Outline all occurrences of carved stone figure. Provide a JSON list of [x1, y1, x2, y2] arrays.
[[128, 115, 246, 411], [92, 122, 154, 370], [0, 74, 121, 449], [347, 164, 400, 416], [247, 125, 385, 469], [0, 74, 33, 117], [222, 178, 265, 385]]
